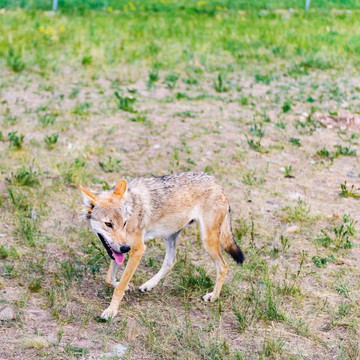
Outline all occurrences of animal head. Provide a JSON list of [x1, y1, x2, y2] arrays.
[[80, 180, 130, 265]]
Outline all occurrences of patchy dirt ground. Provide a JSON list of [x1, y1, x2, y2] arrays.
[[1, 8, 360, 360]]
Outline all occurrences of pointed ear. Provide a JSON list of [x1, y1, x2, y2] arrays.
[[80, 186, 97, 206], [113, 179, 127, 199]]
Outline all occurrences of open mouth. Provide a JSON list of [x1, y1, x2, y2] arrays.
[[96, 233, 125, 265]]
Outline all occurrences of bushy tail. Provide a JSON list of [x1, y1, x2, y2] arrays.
[[220, 211, 244, 264]]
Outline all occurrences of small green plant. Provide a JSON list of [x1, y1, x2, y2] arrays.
[[38, 113, 56, 127], [6, 166, 39, 186], [147, 68, 159, 89], [334, 145, 356, 157], [8, 131, 24, 149], [315, 214, 356, 249], [81, 55, 92, 66], [289, 137, 301, 146], [7, 48, 25, 72], [339, 182, 360, 198], [250, 123, 265, 138], [130, 115, 152, 127], [44, 133, 59, 150], [282, 101, 291, 113], [114, 91, 136, 113], [284, 165, 294, 178], [247, 123, 265, 152], [312, 256, 333, 268], [317, 146, 333, 160], [286, 198, 310, 222], [57, 157, 87, 185], [242, 171, 265, 186], [164, 73, 179, 89], [280, 235, 291, 252], [213, 73, 228, 92], [99, 156, 121, 173]]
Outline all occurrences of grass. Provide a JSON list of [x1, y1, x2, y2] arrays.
[[1, 2, 360, 359]]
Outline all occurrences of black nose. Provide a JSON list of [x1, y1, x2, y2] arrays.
[[120, 245, 131, 253]]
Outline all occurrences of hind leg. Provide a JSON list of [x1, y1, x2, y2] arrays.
[[139, 231, 180, 292], [201, 225, 228, 302]]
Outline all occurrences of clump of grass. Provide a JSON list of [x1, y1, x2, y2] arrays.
[[242, 171, 265, 186], [38, 113, 57, 127], [6, 166, 39, 186], [57, 157, 87, 186], [314, 214, 356, 249], [44, 133, 58, 150], [317, 146, 333, 160], [334, 145, 356, 157], [285, 198, 310, 222], [284, 165, 294, 178], [98, 155, 121, 173], [8, 187, 30, 211], [8, 131, 24, 149], [282, 101, 291, 113], [289, 137, 301, 146], [7, 48, 25, 72], [312, 255, 333, 268], [165, 73, 178, 89], [147, 68, 159, 89], [246, 123, 266, 152], [177, 262, 212, 293], [339, 182, 360, 198], [114, 91, 136, 112], [213, 73, 228, 92]]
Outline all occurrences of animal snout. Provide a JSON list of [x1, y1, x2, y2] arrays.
[[120, 245, 131, 253]]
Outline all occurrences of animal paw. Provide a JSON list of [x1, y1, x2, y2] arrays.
[[105, 281, 119, 289], [202, 292, 217, 302], [139, 280, 157, 293], [100, 306, 118, 320]]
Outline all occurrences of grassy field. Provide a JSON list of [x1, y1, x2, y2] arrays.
[[1, 2, 360, 359]]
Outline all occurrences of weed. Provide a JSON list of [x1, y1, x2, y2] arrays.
[[285, 198, 310, 222], [282, 101, 291, 113], [334, 145, 357, 157], [289, 137, 301, 146], [280, 235, 291, 253], [8, 131, 24, 149], [284, 165, 294, 178], [147, 68, 159, 89], [213, 73, 228, 93], [114, 91, 136, 112], [7, 48, 25, 72], [242, 171, 265, 186], [44, 133, 58, 149], [339, 182, 360, 198], [312, 255, 333, 268], [317, 146, 333, 160], [315, 214, 356, 249], [38, 113, 56, 127], [6, 166, 39, 186], [57, 157, 87, 186], [98, 156, 121, 173], [164, 73, 179, 89]]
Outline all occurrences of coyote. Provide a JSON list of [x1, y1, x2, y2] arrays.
[[81, 171, 244, 320]]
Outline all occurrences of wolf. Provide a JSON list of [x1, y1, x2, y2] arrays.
[[81, 171, 244, 320]]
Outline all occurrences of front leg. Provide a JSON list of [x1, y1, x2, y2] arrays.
[[101, 242, 145, 320]]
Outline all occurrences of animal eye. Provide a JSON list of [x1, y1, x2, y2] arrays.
[[105, 222, 112, 228], [123, 221, 127, 228]]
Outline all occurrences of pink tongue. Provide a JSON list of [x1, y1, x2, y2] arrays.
[[112, 250, 125, 265]]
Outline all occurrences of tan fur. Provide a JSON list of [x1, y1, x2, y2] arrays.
[[81, 171, 244, 320]]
